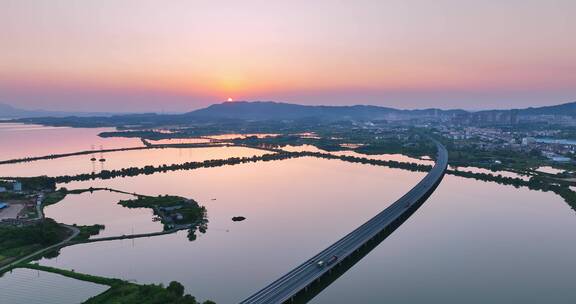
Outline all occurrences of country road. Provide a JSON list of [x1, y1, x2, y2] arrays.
[[0, 224, 80, 274]]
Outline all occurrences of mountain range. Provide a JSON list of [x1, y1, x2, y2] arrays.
[[185, 101, 466, 121], [182, 100, 576, 121], [3, 100, 576, 123]]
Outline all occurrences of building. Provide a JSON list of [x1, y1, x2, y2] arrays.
[[522, 137, 535, 145], [0, 180, 23, 192], [551, 156, 571, 162]]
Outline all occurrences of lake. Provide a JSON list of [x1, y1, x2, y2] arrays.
[[0, 145, 269, 177], [0, 123, 142, 160], [310, 174, 576, 304], [40, 157, 424, 303], [3, 125, 576, 304]]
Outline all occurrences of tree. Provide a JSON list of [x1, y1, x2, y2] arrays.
[[167, 281, 185, 297]]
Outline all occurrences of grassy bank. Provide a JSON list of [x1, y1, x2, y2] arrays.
[[0, 219, 69, 267], [21, 264, 216, 304], [119, 195, 207, 226]]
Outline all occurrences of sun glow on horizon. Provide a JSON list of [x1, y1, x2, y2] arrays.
[[1, 1, 575, 111]]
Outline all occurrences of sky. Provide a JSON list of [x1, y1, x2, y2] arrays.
[[0, 0, 575, 112]]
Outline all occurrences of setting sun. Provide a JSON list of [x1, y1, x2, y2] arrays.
[[227, 97, 233, 102]]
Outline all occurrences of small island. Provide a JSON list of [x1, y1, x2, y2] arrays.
[[118, 195, 207, 230]]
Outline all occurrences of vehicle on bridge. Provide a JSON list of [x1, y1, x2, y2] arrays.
[[326, 255, 338, 265], [317, 255, 338, 268]]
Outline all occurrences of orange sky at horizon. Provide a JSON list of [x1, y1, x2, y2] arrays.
[[1, 1, 575, 111]]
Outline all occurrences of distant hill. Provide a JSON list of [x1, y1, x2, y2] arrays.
[[0, 103, 128, 119], [9, 100, 576, 127], [515, 101, 576, 116], [0, 103, 43, 118], [185, 100, 576, 121], [185, 101, 466, 121]]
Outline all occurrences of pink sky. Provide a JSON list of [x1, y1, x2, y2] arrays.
[[1, 0, 575, 112]]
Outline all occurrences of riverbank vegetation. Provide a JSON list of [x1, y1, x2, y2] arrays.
[[50, 151, 435, 184], [228, 127, 437, 159], [5, 131, 576, 213], [444, 143, 544, 171], [0, 219, 69, 267], [0, 146, 158, 165], [0, 191, 25, 200], [447, 169, 576, 210], [42, 187, 109, 207], [21, 264, 216, 304], [43, 189, 68, 206], [16, 176, 56, 192], [74, 224, 105, 241], [0, 218, 105, 268], [119, 195, 207, 228], [7, 143, 576, 213], [52, 152, 289, 183]]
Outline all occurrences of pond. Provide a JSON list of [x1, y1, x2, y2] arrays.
[[0, 146, 269, 177], [0, 267, 108, 304], [44, 190, 162, 238]]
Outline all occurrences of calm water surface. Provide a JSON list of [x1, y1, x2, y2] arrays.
[[0, 145, 268, 177], [3, 125, 576, 304], [0, 268, 108, 304], [148, 138, 212, 145], [36, 157, 576, 304], [331, 150, 434, 165], [311, 175, 576, 304], [450, 165, 530, 180], [44, 190, 162, 238], [0, 123, 142, 160], [39, 158, 424, 303], [206, 133, 279, 140], [281, 144, 433, 165]]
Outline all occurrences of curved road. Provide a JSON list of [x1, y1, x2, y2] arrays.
[[241, 140, 448, 304], [0, 224, 80, 274]]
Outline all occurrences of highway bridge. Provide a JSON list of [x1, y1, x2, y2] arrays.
[[241, 140, 448, 304]]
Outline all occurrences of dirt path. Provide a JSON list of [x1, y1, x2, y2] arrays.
[[0, 203, 24, 220]]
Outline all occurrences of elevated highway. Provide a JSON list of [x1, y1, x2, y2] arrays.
[[241, 140, 448, 304]]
